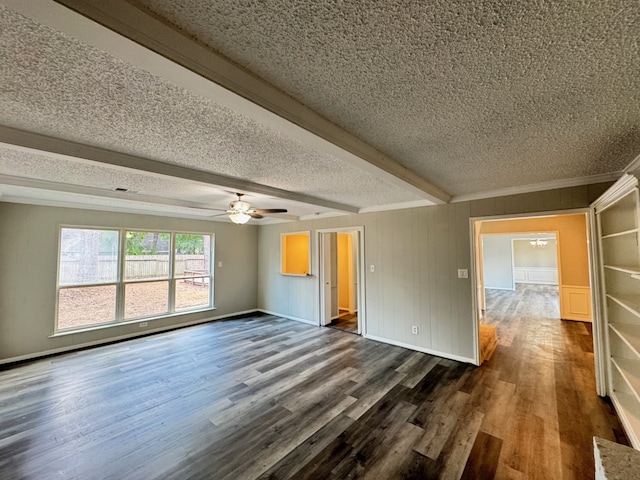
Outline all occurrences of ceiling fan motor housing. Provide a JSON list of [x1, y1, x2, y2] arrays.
[[229, 199, 251, 212]]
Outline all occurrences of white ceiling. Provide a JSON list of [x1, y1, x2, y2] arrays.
[[1, 0, 639, 222]]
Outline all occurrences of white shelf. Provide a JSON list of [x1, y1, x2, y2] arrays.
[[608, 294, 640, 319], [610, 323, 640, 359], [602, 228, 640, 239], [611, 391, 640, 450], [612, 357, 640, 404], [604, 264, 640, 275]]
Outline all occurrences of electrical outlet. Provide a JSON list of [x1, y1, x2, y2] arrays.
[[139, 322, 148, 327], [411, 325, 418, 335]]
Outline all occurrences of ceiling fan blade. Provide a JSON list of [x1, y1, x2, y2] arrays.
[[248, 212, 264, 219], [251, 208, 288, 214]]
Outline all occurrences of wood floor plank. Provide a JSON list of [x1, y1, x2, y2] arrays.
[[460, 431, 503, 480]]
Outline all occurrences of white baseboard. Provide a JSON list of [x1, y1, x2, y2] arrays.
[[0, 309, 259, 365], [364, 334, 476, 365], [257, 309, 318, 326]]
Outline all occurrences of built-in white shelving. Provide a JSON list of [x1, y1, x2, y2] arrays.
[[610, 323, 640, 358], [612, 357, 640, 403], [595, 173, 640, 450], [602, 228, 640, 239], [604, 265, 640, 275], [608, 294, 640, 318]]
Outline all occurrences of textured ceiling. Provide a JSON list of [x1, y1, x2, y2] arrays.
[[0, 5, 425, 218], [0, 1, 639, 222], [131, 0, 640, 195]]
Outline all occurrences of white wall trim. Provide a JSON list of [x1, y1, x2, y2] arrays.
[[365, 334, 475, 365], [257, 309, 318, 326], [0, 309, 258, 365], [589, 208, 608, 397], [623, 153, 640, 174], [591, 173, 638, 213], [451, 172, 620, 203]]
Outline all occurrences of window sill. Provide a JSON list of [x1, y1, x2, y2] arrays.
[[50, 307, 216, 338]]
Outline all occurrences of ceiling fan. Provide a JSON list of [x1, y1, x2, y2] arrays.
[[224, 193, 287, 224]]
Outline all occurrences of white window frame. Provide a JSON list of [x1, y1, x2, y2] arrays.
[[56, 226, 214, 333]]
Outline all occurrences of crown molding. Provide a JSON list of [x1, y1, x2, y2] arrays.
[[450, 172, 622, 203], [623, 153, 640, 174]]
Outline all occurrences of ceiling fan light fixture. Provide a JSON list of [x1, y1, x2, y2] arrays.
[[228, 211, 251, 224]]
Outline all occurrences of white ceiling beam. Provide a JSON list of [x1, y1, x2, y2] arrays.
[[2, 0, 450, 205], [0, 125, 359, 213]]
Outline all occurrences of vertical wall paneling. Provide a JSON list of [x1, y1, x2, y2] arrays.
[[255, 183, 609, 364]]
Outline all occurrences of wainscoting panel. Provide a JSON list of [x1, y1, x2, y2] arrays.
[[560, 285, 592, 322], [514, 267, 558, 285]]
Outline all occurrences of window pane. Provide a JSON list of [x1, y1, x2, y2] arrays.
[[176, 278, 210, 310], [58, 285, 116, 330], [125, 232, 170, 281], [59, 228, 119, 285], [124, 281, 169, 319], [174, 234, 211, 278]]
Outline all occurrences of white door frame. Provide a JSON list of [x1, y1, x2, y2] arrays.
[[469, 208, 604, 394], [317, 226, 366, 335]]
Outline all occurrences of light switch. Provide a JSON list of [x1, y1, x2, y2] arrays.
[[370, 264, 375, 273], [457, 269, 468, 278], [218, 261, 223, 268]]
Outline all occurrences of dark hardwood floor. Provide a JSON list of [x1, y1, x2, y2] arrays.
[[0, 287, 628, 479]]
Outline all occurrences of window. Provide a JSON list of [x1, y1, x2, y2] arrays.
[[57, 227, 213, 332]]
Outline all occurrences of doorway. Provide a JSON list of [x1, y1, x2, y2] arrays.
[[471, 211, 595, 367], [318, 227, 365, 335]]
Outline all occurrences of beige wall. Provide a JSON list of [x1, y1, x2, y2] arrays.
[[258, 182, 611, 363], [0, 203, 258, 362]]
